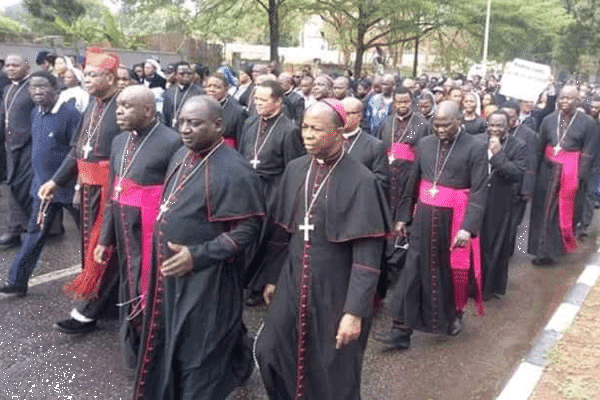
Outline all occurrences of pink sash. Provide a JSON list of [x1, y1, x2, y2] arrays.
[[544, 145, 580, 253], [223, 136, 237, 149], [419, 180, 485, 316], [388, 142, 416, 161], [115, 177, 163, 311]]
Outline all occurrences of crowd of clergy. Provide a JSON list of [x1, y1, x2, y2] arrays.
[[1, 47, 600, 399]]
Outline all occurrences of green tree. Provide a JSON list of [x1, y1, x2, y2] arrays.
[[299, 0, 454, 77], [24, 0, 85, 24]]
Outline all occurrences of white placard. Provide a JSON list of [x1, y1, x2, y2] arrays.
[[499, 59, 551, 102]]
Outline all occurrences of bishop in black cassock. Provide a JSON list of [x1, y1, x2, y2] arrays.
[[477, 112, 526, 298], [341, 97, 389, 192], [238, 80, 305, 294], [374, 88, 428, 293], [96, 86, 182, 368], [501, 101, 539, 255], [40, 48, 122, 334], [255, 100, 390, 400], [205, 73, 247, 148], [133, 96, 263, 400], [376, 101, 488, 349], [0, 55, 34, 243], [161, 62, 203, 128], [528, 86, 599, 264]]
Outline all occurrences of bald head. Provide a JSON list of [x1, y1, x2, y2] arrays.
[[558, 85, 580, 115], [341, 97, 364, 132], [278, 72, 294, 92], [178, 95, 224, 151], [432, 101, 461, 141], [115, 85, 157, 131]]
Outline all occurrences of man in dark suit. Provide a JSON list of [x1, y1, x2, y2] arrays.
[[278, 72, 305, 125]]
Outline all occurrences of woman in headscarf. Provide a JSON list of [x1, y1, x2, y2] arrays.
[[55, 65, 89, 113], [142, 58, 166, 89], [417, 90, 436, 121]]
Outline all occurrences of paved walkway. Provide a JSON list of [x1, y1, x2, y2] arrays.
[[498, 248, 600, 400]]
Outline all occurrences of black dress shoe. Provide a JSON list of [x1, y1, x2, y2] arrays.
[[0, 284, 27, 297], [532, 257, 555, 266], [0, 233, 21, 248], [373, 331, 411, 350], [448, 312, 463, 336], [53, 318, 97, 334]]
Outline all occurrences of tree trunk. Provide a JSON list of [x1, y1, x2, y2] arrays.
[[269, 0, 279, 62], [412, 35, 419, 77], [353, 7, 367, 79]]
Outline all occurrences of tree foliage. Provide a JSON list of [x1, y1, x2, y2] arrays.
[[24, 0, 86, 24]]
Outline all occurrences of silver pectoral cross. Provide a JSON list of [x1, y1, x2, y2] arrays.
[[388, 152, 395, 164], [82, 141, 93, 159], [113, 182, 122, 200], [553, 144, 562, 155], [299, 215, 315, 242], [250, 156, 261, 169], [428, 184, 439, 198], [156, 203, 169, 221]]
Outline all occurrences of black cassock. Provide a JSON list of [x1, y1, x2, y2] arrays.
[[476, 134, 526, 297], [133, 144, 264, 400], [238, 112, 305, 209], [238, 112, 305, 290], [508, 123, 539, 255], [221, 95, 247, 146], [161, 83, 203, 128], [53, 94, 121, 300], [98, 123, 182, 369], [343, 128, 390, 193], [255, 154, 390, 400], [375, 112, 429, 292], [462, 116, 487, 135], [1, 78, 35, 228], [392, 131, 488, 333], [528, 110, 599, 258]]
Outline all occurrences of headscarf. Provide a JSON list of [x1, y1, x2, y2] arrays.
[[145, 58, 165, 78], [217, 65, 238, 88]]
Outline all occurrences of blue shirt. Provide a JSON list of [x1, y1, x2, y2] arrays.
[[30, 101, 81, 204]]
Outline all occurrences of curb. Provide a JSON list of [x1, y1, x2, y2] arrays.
[[496, 251, 600, 400]]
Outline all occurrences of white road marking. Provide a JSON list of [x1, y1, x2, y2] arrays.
[[28, 264, 81, 287]]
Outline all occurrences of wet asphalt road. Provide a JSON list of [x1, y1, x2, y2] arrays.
[[0, 184, 596, 400]]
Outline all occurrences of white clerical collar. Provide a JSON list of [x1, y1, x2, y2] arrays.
[[396, 111, 412, 121], [285, 87, 294, 96], [343, 128, 361, 139]]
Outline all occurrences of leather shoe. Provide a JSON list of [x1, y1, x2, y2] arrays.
[[0, 284, 27, 297], [0, 233, 21, 248], [373, 330, 411, 350], [53, 318, 97, 334], [448, 313, 463, 336]]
